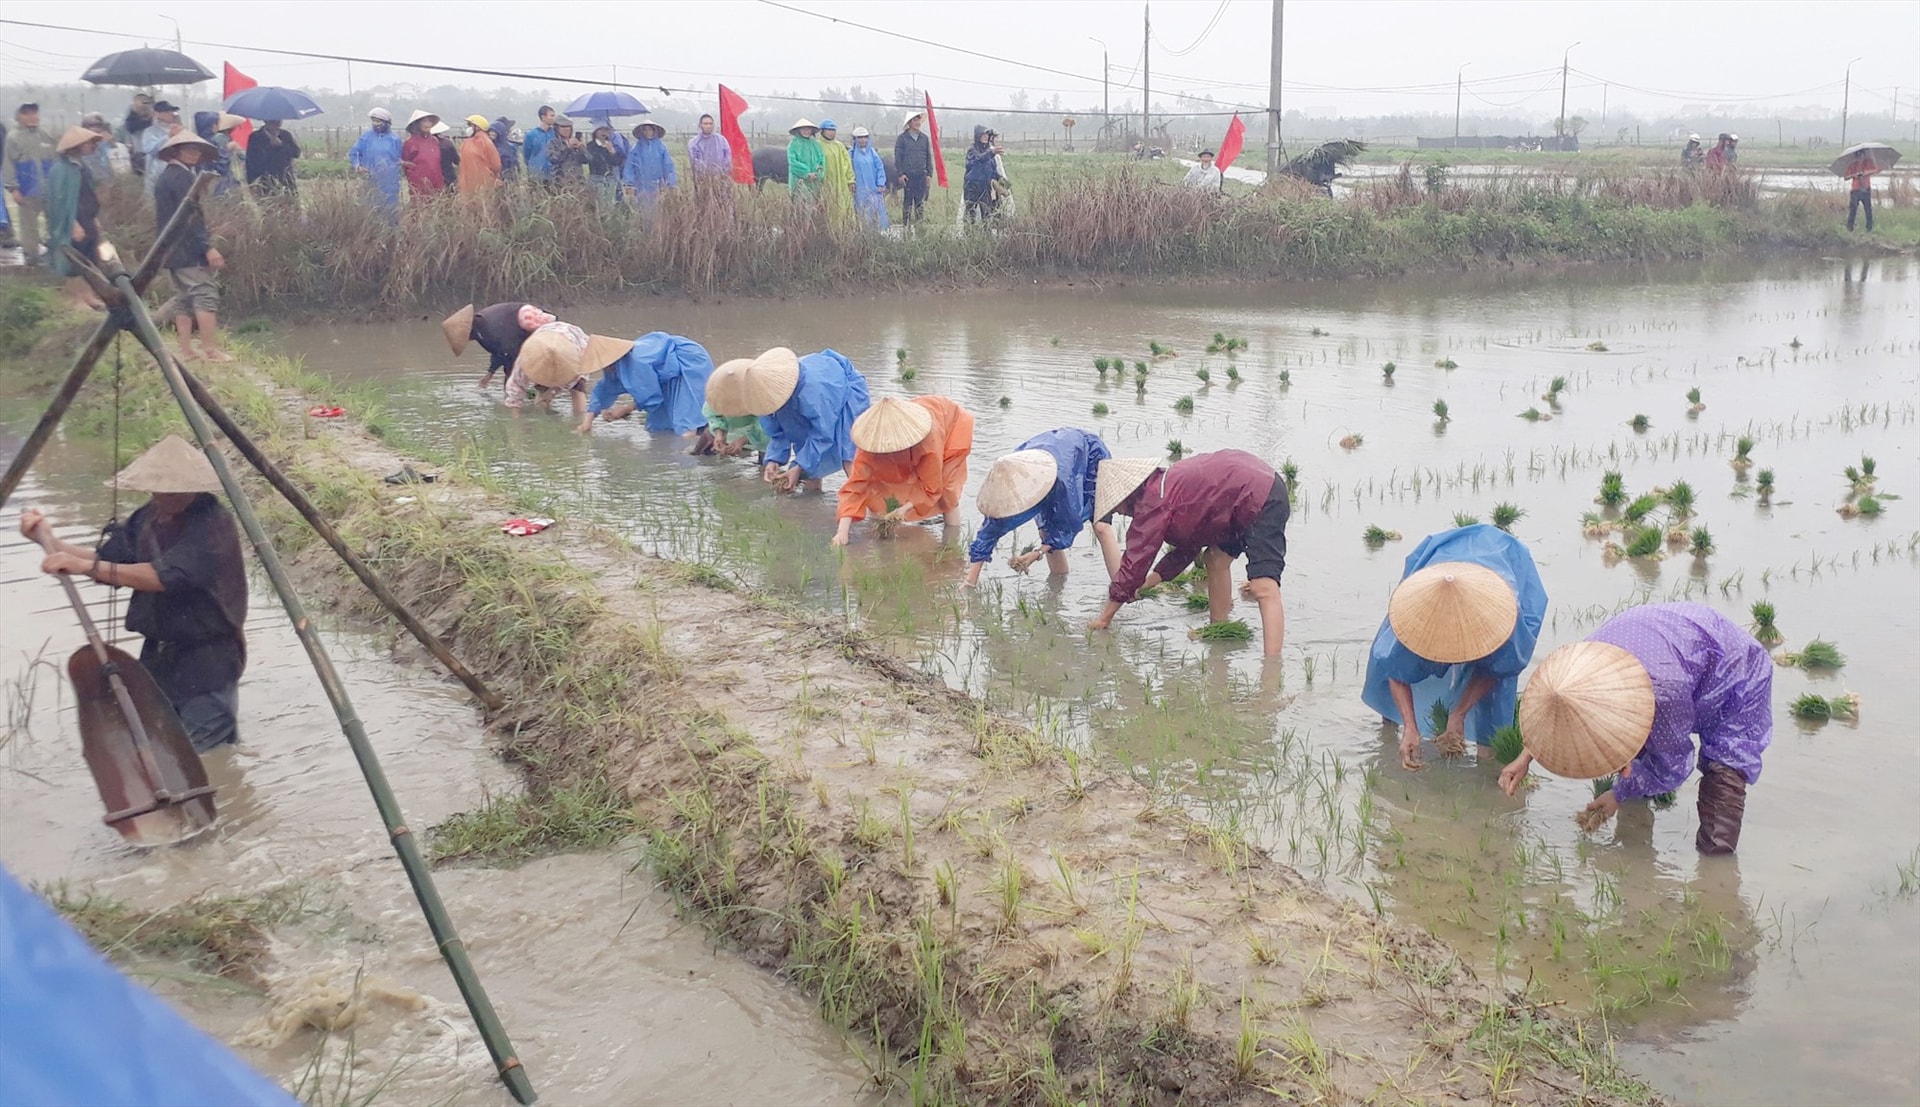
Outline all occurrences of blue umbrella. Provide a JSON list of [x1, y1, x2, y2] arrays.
[[224, 86, 325, 121], [563, 90, 649, 117]]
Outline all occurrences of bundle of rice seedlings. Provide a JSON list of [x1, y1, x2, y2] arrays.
[[1623, 493, 1661, 524], [1789, 692, 1860, 722], [1092, 402, 1110, 416], [998, 396, 1012, 408], [1174, 395, 1195, 413], [1434, 358, 1458, 369], [1224, 365, 1240, 382], [1686, 386, 1704, 413], [1689, 526, 1714, 556], [1166, 439, 1185, 458], [1381, 361, 1397, 380], [1280, 460, 1299, 484], [1756, 468, 1776, 498], [1519, 407, 1548, 421], [1184, 593, 1212, 611], [1190, 619, 1254, 642], [1094, 357, 1111, 374], [874, 496, 904, 538], [1452, 512, 1480, 528], [1491, 721, 1524, 765], [1837, 493, 1883, 518], [1338, 432, 1364, 449], [1194, 367, 1211, 384], [1596, 471, 1628, 507], [1277, 369, 1291, 386], [1664, 480, 1697, 520], [1731, 435, 1756, 470], [1748, 600, 1783, 647], [1581, 511, 1611, 538], [1624, 526, 1666, 559], [1491, 502, 1525, 532], [1545, 375, 1569, 400], [1776, 639, 1845, 670], [1585, 341, 1608, 352], [1433, 399, 1450, 422], [1630, 413, 1652, 432], [1362, 525, 1403, 546]]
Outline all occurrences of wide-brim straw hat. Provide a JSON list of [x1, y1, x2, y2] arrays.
[[633, 118, 664, 136], [405, 109, 439, 131], [851, 397, 934, 454], [789, 118, 818, 135], [705, 358, 756, 418], [740, 347, 802, 417], [516, 328, 587, 388], [978, 449, 1058, 518], [107, 435, 221, 494], [430, 121, 450, 136], [581, 334, 636, 376], [216, 112, 246, 133], [1518, 642, 1656, 779], [1387, 562, 1518, 664], [156, 130, 217, 160], [1094, 458, 1161, 520], [441, 304, 475, 356], [56, 125, 100, 153]]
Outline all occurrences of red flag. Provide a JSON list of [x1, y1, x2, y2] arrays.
[[924, 92, 947, 189], [223, 63, 256, 150], [719, 84, 754, 185], [1216, 113, 1246, 173]]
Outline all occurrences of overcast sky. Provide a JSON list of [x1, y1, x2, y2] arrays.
[[2, 0, 1914, 122]]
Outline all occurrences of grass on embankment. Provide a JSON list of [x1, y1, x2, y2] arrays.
[[42, 882, 308, 982]]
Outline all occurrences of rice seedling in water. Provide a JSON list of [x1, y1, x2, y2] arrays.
[[1580, 511, 1610, 537], [1191, 619, 1254, 642], [1777, 639, 1845, 670], [1861, 455, 1877, 480], [1148, 340, 1177, 358], [1756, 468, 1776, 498], [1434, 357, 1458, 369], [1173, 395, 1195, 414], [1363, 525, 1403, 546], [1225, 364, 1241, 382], [1452, 511, 1479, 528], [895, 347, 908, 365], [1094, 357, 1111, 374], [1686, 386, 1704, 411], [1837, 494, 1883, 518], [899, 367, 918, 382], [1596, 471, 1628, 507], [1432, 399, 1450, 422], [1310, 326, 1328, 337], [1092, 402, 1110, 416], [1194, 366, 1211, 383], [1277, 368, 1291, 386], [1381, 361, 1396, 380], [1586, 340, 1608, 352], [1167, 439, 1185, 458], [1519, 407, 1547, 421], [1338, 432, 1364, 449], [1280, 461, 1299, 490], [1731, 435, 1756, 469], [1545, 375, 1568, 401], [1790, 692, 1860, 722], [1491, 721, 1524, 764], [1664, 480, 1696, 520], [1623, 493, 1661, 524], [1134, 360, 1149, 375], [1135, 377, 1147, 395], [998, 395, 1012, 408], [1491, 502, 1525, 532], [1630, 414, 1652, 432], [1749, 601, 1783, 646], [1689, 526, 1715, 556], [1184, 592, 1212, 611], [1788, 336, 1803, 349], [1206, 331, 1228, 353], [1049, 336, 1061, 347], [1624, 525, 1665, 559]]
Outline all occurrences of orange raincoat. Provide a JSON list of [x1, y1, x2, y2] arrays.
[[458, 129, 502, 195], [836, 396, 974, 522]]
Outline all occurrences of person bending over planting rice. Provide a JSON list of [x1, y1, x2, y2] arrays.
[[503, 323, 630, 421], [695, 359, 771, 462], [1503, 602, 1771, 854], [832, 395, 974, 547], [442, 302, 554, 389], [1090, 449, 1290, 657], [965, 428, 1120, 585], [709, 346, 870, 494], [578, 331, 716, 437], [1362, 524, 1547, 770]]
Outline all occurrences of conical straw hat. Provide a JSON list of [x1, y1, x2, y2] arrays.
[[705, 358, 755, 417], [581, 334, 636, 375], [741, 347, 802, 416], [978, 449, 1059, 518], [1519, 642, 1656, 779], [1094, 458, 1161, 521], [1388, 562, 1518, 664], [850, 397, 934, 453], [56, 125, 99, 153], [107, 435, 221, 494], [405, 109, 440, 132], [441, 304, 475, 356], [156, 130, 216, 160], [515, 325, 588, 388]]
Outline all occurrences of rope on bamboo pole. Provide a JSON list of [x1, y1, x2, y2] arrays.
[[95, 253, 538, 1106]]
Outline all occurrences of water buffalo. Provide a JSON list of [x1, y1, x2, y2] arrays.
[[752, 146, 896, 192]]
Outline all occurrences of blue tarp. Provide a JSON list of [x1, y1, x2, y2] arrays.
[[0, 864, 297, 1107]]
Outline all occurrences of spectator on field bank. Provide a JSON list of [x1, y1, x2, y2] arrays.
[[894, 110, 932, 223]]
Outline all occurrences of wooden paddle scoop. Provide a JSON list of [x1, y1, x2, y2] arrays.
[[33, 529, 217, 847]]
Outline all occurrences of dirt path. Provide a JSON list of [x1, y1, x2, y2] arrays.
[[225, 359, 1656, 1105]]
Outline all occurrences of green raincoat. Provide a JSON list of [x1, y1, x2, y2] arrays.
[[44, 156, 90, 279], [787, 135, 824, 198], [819, 136, 854, 222]]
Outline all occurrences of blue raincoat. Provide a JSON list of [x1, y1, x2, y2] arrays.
[[622, 135, 677, 201], [348, 126, 404, 207], [523, 125, 553, 178], [587, 332, 715, 434], [760, 350, 871, 479], [1360, 524, 1548, 745], [851, 138, 889, 228], [968, 428, 1110, 563]]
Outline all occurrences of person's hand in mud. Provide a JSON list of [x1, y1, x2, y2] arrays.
[[1008, 547, 1047, 575], [831, 518, 855, 547], [718, 437, 746, 457], [777, 465, 804, 492], [762, 461, 784, 485], [1579, 787, 1620, 832], [1498, 752, 1533, 797], [1434, 711, 1468, 758]]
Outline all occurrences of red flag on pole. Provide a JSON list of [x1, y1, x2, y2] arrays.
[[1216, 113, 1247, 173], [223, 63, 257, 150], [719, 84, 754, 185], [924, 92, 948, 189]]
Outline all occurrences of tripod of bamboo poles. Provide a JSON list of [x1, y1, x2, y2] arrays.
[[0, 193, 534, 1104]]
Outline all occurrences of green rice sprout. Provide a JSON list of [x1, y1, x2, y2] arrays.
[[1363, 524, 1401, 546], [1788, 336, 1803, 349], [1756, 468, 1775, 495], [1855, 493, 1883, 516], [1225, 364, 1240, 382], [1592, 775, 1615, 798], [1192, 619, 1253, 641], [1148, 340, 1172, 357], [1624, 526, 1665, 558], [1134, 360, 1149, 375], [1278, 369, 1291, 385], [1623, 493, 1661, 524], [1585, 341, 1608, 352], [1184, 592, 1212, 611], [1173, 395, 1195, 414], [898, 367, 918, 382], [1547, 375, 1568, 396], [1280, 460, 1299, 484], [1860, 455, 1877, 478], [1207, 331, 1227, 353], [1790, 692, 1860, 722], [1749, 601, 1783, 646], [1685, 386, 1701, 405], [1094, 357, 1111, 373], [1167, 439, 1185, 458], [1452, 512, 1479, 528], [1778, 639, 1846, 670], [1492, 721, 1524, 765], [1194, 367, 1211, 384], [998, 395, 1012, 409], [1428, 700, 1450, 735], [1519, 407, 1545, 421], [895, 347, 908, 363], [1630, 413, 1652, 432], [1491, 502, 1525, 532], [1688, 526, 1714, 556], [1136, 377, 1148, 394], [1732, 435, 1756, 466], [1381, 361, 1397, 380], [1432, 399, 1450, 422], [1092, 402, 1110, 416], [1434, 357, 1458, 369], [1596, 471, 1628, 507], [1664, 480, 1696, 518], [1649, 791, 1678, 810]]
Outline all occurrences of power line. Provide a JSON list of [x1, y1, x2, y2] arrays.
[[754, 0, 1104, 88], [1154, 0, 1232, 57]]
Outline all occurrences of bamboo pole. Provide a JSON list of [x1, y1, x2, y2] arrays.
[[172, 364, 504, 711], [100, 260, 537, 1105], [0, 175, 217, 510]]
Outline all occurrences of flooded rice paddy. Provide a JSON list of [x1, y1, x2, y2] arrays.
[[273, 256, 1918, 1106]]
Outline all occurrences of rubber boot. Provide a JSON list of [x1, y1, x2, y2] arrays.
[[1695, 760, 1747, 855]]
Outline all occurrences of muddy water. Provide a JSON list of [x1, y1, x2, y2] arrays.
[[274, 255, 1920, 1106], [0, 438, 882, 1102]]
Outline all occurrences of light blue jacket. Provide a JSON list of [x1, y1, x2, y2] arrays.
[[760, 350, 871, 478], [347, 128, 404, 204], [587, 332, 715, 434]]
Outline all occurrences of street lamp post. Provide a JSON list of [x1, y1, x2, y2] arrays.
[[1558, 41, 1581, 149], [1841, 57, 1863, 148], [1089, 37, 1110, 150], [158, 14, 182, 53], [1454, 63, 1471, 146]]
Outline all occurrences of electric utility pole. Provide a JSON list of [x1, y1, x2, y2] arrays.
[[1142, 4, 1151, 149], [1841, 57, 1861, 147], [1267, 0, 1284, 176], [1557, 41, 1580, 147], [1090, 38, 1109, 148], [1455, 63, 1469, 145]]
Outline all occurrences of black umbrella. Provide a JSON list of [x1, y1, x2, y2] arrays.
[[81, 48, 215, 87]]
